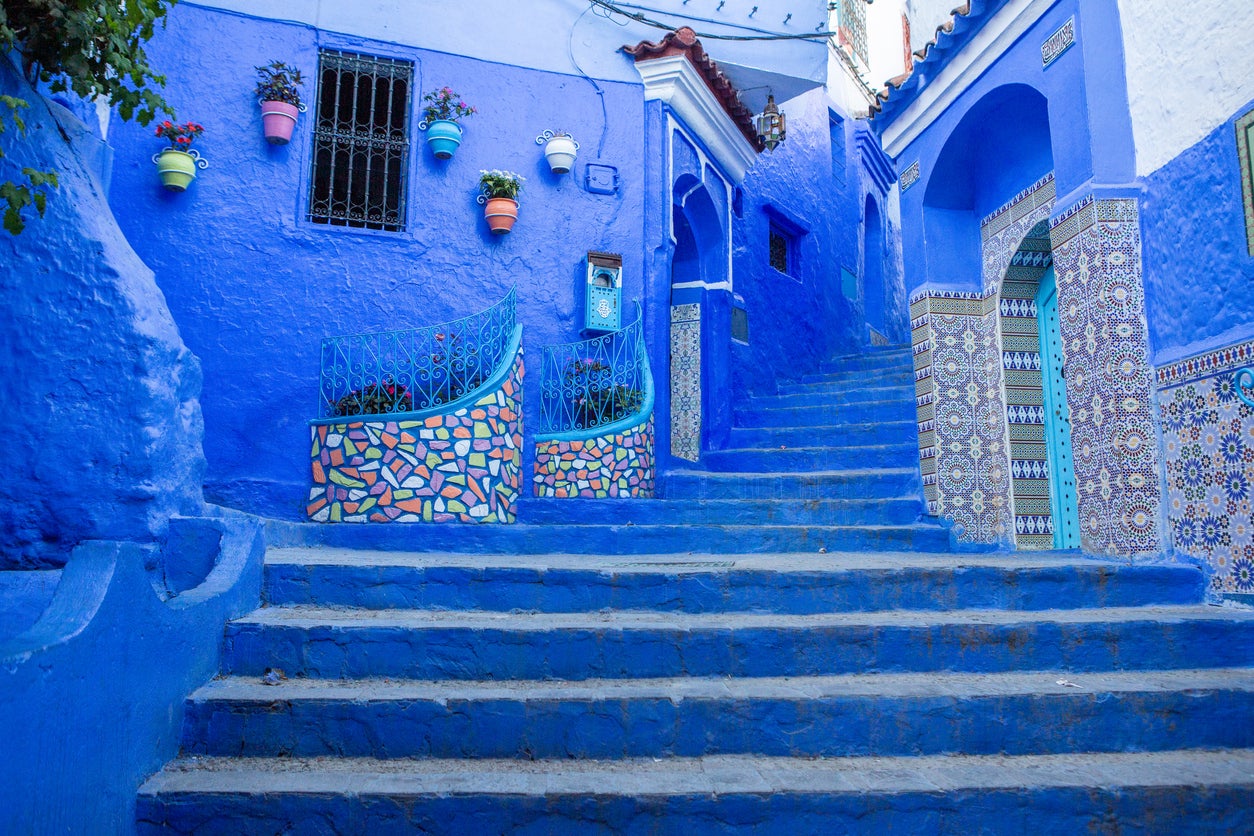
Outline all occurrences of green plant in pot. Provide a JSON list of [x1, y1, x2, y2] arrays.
[[255, 61, 305, 145], [477, 169, 524, 235]]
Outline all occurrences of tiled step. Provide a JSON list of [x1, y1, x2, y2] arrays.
[[663, 468, 920, 500], [262, 551, 1205, 613], [733, 399, 916, 428], [136, 749, 1254, 835], [181, 669, 1254, 759], [727, 420, 917, 448], [701, 444, 918, 473], [265, 520, 949, 555], [516, 496, 926, 527], [743, 384, 916, 410], [221, 606, 1254, 681]]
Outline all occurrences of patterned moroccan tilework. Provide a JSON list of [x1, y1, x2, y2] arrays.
[[1158, 345, 1254, 594], [671, 304, 701, 462], [910, 290, 1014, 545], [1050, 197, 1162, 557], [533, 414, 656, 498], [306, 351, 524, 524], [999, 222, 1055, 551]]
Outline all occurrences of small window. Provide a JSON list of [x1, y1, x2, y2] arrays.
[[308, 50, 413, 232], [769, 223, 794, 276]]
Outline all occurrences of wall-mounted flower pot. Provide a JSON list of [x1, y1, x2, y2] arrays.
[[260, 100, 300, 144], [483, 197, 518, 235], [425, 119, 463, 159], [542, 132, 579, 174], [153, 149, 206, 192]]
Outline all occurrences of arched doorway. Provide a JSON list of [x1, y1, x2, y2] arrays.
[[669, 176, 729, 462], [998, 221, 1080, 549]]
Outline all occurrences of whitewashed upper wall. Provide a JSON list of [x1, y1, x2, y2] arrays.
[[904, 0, 961, 52], [1117, 0, 1254, 176], [184, 0, 830, 111]]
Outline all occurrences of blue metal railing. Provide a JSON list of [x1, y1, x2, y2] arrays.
[[318, 288, 517, 419], [539, 302, 651, 436], [1237, 368, 1254, 409]]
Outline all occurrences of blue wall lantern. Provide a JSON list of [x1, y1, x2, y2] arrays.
[[584, 251, 622, 334]]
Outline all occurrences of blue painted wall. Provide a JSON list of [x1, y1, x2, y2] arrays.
[[106, 5, 649, 517], [0, 60, 206, 569], [731, 89, 864, 397], [889, 0, 1126, 294], [1139, 100, 1254, 364]]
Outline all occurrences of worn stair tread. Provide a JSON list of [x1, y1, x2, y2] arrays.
[[192, 668, 1254, 703], [265, 548, 1101, 570], [139, 748, 1254, 797], [234, 603, 1252, 629], [668, 467, 918, 480]]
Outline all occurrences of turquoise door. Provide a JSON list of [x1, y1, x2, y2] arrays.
[[1036, 268, 1081, 549]]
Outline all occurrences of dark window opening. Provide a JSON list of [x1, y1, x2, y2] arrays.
[[769, 224, 793, 275], [308, 50, 413, 232]]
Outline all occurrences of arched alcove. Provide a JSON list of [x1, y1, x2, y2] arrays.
[[922, 84, 1054, 288], [863, 195, 886, 341]]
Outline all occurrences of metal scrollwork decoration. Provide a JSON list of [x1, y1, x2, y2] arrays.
[[538, 301, 650, 435], [318, 287, 517, 420], [1236, 367, 1254, 409], [150, 148, 209, 169]]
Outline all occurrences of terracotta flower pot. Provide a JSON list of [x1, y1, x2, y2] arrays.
[[260, 100, 300, 144], [483, 197, 518, 235]]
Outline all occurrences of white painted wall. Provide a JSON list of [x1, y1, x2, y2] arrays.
[[904, 0, 961, 52], [183, 0, 829, 112], [1117, 0, 1254, 176]]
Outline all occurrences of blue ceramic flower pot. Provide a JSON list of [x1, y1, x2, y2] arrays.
[[425, 119, 463, 159]]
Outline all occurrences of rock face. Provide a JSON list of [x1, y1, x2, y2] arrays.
[[0, 61, 205, 567]]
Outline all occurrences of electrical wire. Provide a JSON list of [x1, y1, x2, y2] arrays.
[[588, 0, 836, 41], [569, 4, 612, 158]]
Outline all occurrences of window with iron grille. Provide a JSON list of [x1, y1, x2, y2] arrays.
[[836, 0, 869, 68], [769, 224, 793, 275], [308, 50, 413, 232]]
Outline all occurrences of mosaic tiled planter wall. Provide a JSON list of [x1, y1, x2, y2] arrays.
[[1157, 340, 1254, 594], [306, 348, 524, 524], [533, 414, 656, 498]]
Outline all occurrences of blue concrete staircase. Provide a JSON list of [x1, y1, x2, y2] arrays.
[[136, 347, 1254, 832]]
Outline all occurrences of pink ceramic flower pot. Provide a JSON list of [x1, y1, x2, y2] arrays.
[[260, 101, 300, 145]]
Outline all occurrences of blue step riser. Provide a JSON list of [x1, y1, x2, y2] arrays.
[[701, 447, 917, 472], [517, 498, 924, 527], [222, 620, 1254, 680], [263, 565, 1204, 612], [728, 423, 917, 447], [746, 388, 916, 410], [818, 358, 914, 375], [270, 523, 948, 555], [734, 403, 916, 428], [663, 472, 917, 500], [136, 786, 1254, 836], [182, 690, 1254, 759]]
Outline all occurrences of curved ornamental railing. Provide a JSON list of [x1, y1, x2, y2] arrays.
[[539, 302, 652, 436], [318, 288, 516, 420], [1238, 368, 1254, 409]]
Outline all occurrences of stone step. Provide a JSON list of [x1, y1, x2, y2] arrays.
[[778, 370, 915, 394], [733, 399, 916, 428], [180, 669, 1254, 760], [261, 551, 1205, 612], [743, 384, 916, 410], [135, 749, 1254, 834], [701, 444, 918, 473], [221, 605, 1254, 681], [663, 468, 920, 500], [727, 420, 917, 448], [817, 354, 914, 376], [265, 520, 949, 555], [516, 496, 926, 527]]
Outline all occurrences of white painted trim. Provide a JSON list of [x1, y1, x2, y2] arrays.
[[668, 116, 737, 297], [636, 55, 758, 184], [882, 0, 1054, 158]]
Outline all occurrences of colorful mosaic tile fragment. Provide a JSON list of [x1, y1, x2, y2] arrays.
[[533, 415, 655, 498], [306, 350, 524, 524]]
